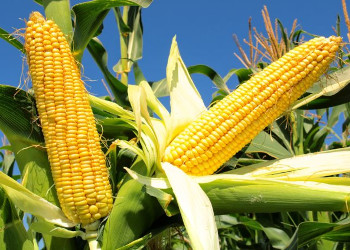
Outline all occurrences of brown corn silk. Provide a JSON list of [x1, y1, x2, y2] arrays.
[[163, 36, 342, 176], [24, 12, 113, 225]]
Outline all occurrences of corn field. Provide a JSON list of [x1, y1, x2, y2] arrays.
[[1, 0, 350, 249]]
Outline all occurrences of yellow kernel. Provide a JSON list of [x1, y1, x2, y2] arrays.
[[89, 205, 99, 214]]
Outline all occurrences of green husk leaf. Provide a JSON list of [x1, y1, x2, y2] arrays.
[[138, 81, 169, 154], [202, 177, 350, 214], [144, 185, 176, 216], [43, 0, 73, 42], [126, 164, 350, 214], [102, 163, 163, 249], [139, 81, 169, 124]]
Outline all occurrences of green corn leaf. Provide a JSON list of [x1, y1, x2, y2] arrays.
[[286, 221, 346, 248], [187, 64, 230, 94], [246, 131, 293, 159], [72, 0, 152, 61], [87, 37, 128, 106], [133, 62, 147, 84], [277, 19, 290, 52], [126, 7, 143, 69], [230, 68, 253, 84], [0, 28, 24, 53], [115, 233, 153, 250], [226, 215, 291, 249]]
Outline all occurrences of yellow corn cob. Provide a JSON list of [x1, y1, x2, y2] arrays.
[[24, 12, 113, 225], [163, 36, 342, 176]]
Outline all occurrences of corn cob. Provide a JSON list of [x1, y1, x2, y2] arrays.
[[24, 12, 113, 225], [163, 36, 342, 176]]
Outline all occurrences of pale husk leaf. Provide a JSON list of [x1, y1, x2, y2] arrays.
[[162, 163, 219, 250], [228, 148, 350, 180], [166, 36, 206, 145], [0, 172, 75, 227], [291, 66, 350, 109]]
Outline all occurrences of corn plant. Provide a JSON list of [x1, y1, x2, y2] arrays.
[[1, 0, 350, 249]]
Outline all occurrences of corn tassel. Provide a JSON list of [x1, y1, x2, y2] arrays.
[[25, 12, 113, 225], [163, 36, 342, 176]]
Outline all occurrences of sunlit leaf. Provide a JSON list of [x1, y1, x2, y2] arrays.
[[0, 171, 75, 227], [128, 85, 151, 138], [162, 163, 220, 250], [0, 188, 34, 250], [231, 148, 350, 180], [166, 37, 206, 143], [125, 167, 170, 189]]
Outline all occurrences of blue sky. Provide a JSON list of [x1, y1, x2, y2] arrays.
[[0, 0, 346, 107]]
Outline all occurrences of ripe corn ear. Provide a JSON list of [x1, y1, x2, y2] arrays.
[[24, 12, 113, 225], [163, 36, 342, 176]]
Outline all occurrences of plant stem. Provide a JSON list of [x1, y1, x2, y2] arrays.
[[88, 238, 101, 250], [291, 111, 304, 155], [84, 221, 101, 250], [120, 6, 129, 85]]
